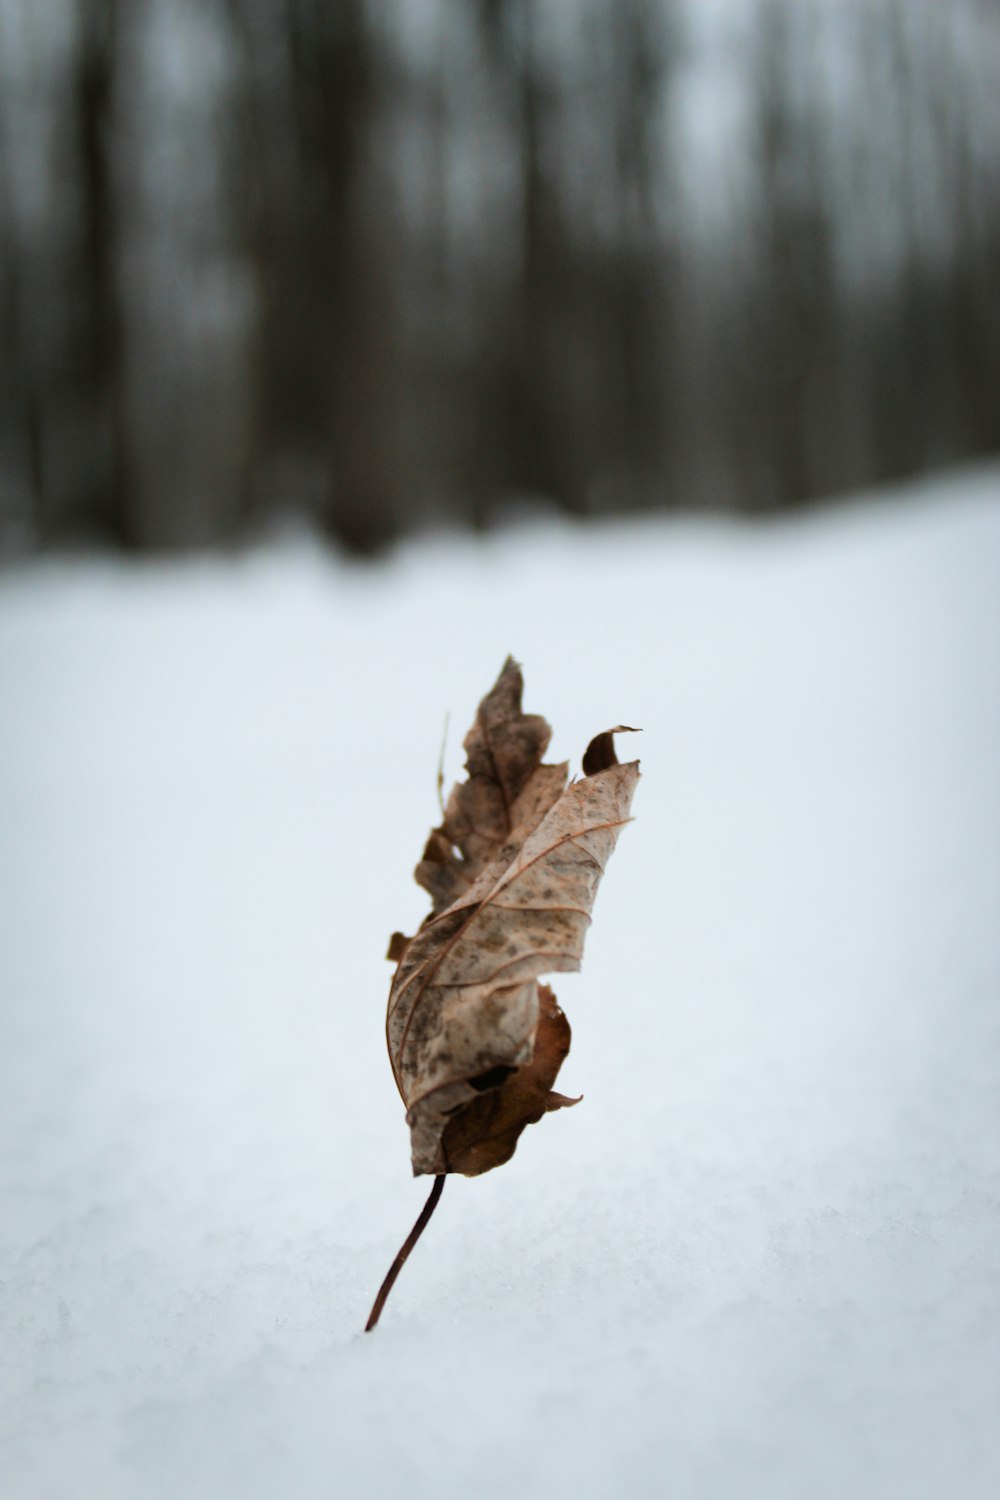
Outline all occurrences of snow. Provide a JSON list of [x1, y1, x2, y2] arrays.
[[2, 465, 999, 1500]]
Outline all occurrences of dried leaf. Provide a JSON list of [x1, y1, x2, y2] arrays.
[[366, 660, 639, 1329]]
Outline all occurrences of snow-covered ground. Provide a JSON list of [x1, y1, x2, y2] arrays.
[[2, 466, 999, 1500]]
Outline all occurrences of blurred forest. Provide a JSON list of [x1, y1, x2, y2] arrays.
[[0, 0, 998, 556]]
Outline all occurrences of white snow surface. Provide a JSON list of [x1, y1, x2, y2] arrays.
[[2, 467, 999, 1500]]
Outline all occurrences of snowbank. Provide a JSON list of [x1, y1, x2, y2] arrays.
[[2, 466, 999, 1500]]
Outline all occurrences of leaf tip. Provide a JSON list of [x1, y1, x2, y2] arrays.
[[386, 931, 411, 962], [582, 725, 642, 776]]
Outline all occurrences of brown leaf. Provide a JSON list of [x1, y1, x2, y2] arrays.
[[386, 659, 640, 1178]]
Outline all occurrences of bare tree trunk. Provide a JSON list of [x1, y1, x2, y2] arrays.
[[285, 0, 399, 554], [74, 0, 129, 546]]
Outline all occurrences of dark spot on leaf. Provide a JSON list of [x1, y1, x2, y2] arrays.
[[469, 1064, 517, 1092]]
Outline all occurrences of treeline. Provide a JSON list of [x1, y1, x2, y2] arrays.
[[0, 0, 998, 555]]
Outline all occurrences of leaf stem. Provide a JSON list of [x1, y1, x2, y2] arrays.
[[364, 1174, 446, 1332]]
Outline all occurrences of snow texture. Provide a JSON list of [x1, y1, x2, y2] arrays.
[[2, 466, 999, 1500]]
